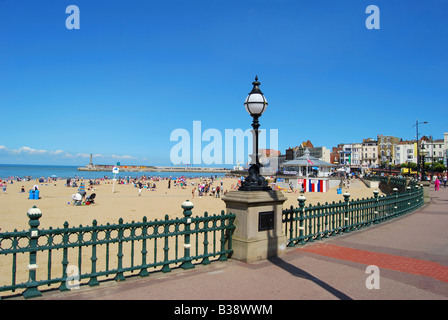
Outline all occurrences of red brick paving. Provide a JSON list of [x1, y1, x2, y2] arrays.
[[298, 243, 448, 283]]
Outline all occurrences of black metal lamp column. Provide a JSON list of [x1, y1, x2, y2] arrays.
[[413, 120, 427, 180], [420, 144, 428, 181], [239, 76, 271, 191]]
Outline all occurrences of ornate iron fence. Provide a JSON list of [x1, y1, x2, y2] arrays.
[[0, 200, 235, 299], [282, 178, 424, 247]]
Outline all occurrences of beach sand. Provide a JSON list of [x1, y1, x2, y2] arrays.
[[0, 177, 382, 232]]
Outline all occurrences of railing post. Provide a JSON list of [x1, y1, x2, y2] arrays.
[[162, 215, 172, 272], [218, 211, 228, 261], [406, 186, 411, 213], [114, 218, 126, 282], [287, 205, 295, 247], [139, 216, 149, 277], [297, 195, 306, 245], [201, 212, 211, 265], [343, 192, 350, 232], [416, 184, 423, 206], [373, 189, 379, 224], [393, 187, 399, 216], [88, 220, 99, 286], [58, 222, 70, 292], [22, 206, 43, 299], [180, 200, 195, 270]]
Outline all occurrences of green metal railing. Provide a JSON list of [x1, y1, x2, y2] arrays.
[[282, 178, 424, 247], [0, 200, 235, 299]]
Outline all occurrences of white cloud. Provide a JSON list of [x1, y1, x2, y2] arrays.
[[49, 150, 65, 155], [12, 146, 48, 154], [111, 154, 136, 160], [74, 153, 90, 158]]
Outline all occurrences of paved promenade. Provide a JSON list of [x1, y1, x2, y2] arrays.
[[17, 186, 448, 301]]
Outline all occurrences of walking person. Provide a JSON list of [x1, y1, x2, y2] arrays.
[[434, 177, 440, 191], [443, 175, 447, 188], [216, 185, 220, 198]]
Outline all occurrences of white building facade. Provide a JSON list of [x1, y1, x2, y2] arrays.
[[421, 138, 445, 164], [361, 139, 378, 168], [445, 133, 448, 167], [394, 142, 417, 165]]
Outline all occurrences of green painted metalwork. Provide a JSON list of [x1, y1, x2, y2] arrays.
[[283, 176, 424, 247], [0, 202, 235, 299]]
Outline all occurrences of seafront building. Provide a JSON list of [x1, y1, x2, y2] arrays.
[[421, 136, 446, 164], [280, 149, 335, 178], [361, 138, 378, 168], [338, 143, 352, 167], [278, 148, 336, 193], [377, 134, 400, 166], [285, 132, 447, 174], [445, 133, 448, 167], [394, 140, 417, 165]]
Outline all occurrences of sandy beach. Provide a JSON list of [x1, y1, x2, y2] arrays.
[[0, 176, 382, 233]]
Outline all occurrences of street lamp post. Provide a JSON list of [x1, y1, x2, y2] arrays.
[[419, 144, 428, 181], [239, 76, 271, 191], [412, 120, 427, 180]]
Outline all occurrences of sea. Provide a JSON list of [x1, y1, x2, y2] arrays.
[[0, 164, 226, 180]]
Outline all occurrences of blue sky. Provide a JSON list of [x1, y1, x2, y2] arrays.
[[1, 0, 447, 166]]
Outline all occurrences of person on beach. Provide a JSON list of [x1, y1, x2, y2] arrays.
[[138, 181, 143, 196], [192, 187, 196, 198], [434, 177, 440, 191], [1, 182, 6, 193], [216, 185, 220, 198]]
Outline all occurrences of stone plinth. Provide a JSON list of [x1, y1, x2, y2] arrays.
[[222, 190, 287, 263]]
